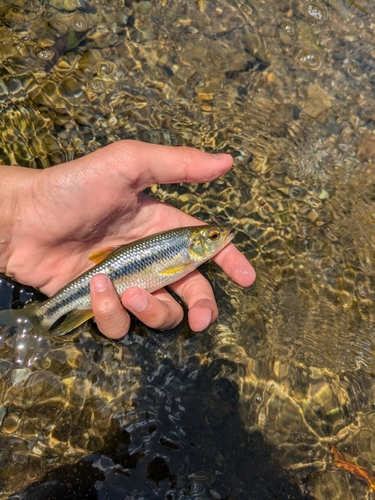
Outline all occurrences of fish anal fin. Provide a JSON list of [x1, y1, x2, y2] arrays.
[[159, 262, 192, 276], [89, 245, 121, 264], [50, 309, 94, 335]]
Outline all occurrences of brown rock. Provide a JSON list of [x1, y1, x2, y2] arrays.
[[358, 134, 375, 161], [303, 84, 331, 119]]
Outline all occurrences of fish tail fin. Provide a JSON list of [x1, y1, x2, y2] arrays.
[[0, 306, 94, 336], [0, 305, 45, 333], [50, 309, 94, 336]]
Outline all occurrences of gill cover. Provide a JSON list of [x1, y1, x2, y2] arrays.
[[188, 225, 233, 260]]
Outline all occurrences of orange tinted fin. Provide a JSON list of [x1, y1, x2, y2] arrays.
[[89, 246, 121, 264], [159, 262, 192, 276], [330, 443, 375, 491], [50, 309, 94, 336]]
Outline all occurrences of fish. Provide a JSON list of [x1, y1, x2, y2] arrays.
[[0, 225, 233, 336]]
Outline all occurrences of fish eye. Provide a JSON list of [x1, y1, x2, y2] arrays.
[[208, 230, 220, 240]]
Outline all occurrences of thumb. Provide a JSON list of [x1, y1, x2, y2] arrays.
[[77, 140, 233, 191]]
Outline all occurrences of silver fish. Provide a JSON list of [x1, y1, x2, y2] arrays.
[[0, 225, 233, 335]]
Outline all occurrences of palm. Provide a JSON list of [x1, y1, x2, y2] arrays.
[[18, 187, 185, 296]]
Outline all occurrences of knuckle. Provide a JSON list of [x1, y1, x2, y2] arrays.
[[176, 273, 214, 304], [178, 147, 197, 180], [95, 297, 119, 317], [147, 303, 184, 330], [95, 309, 131, 339]]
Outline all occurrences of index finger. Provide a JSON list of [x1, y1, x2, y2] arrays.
[[212, 243, 256, 287]]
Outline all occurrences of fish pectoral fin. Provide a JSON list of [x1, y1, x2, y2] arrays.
[[159, 262, 193, 276], [50, 309, 94, 336], [88, 245, 122, 264]]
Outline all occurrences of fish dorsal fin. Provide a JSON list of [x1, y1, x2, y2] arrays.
[[159, 262, 192, 276], [89, 245, 121, 264], [50, 309, 94, 335]]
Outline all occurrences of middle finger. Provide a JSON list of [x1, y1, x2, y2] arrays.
[[122, 287, 184, 330]]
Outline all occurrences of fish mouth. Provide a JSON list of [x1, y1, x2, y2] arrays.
[[222, 226, 234, 245]]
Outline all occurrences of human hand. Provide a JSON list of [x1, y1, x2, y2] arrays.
[[2, 141, 255, 338]]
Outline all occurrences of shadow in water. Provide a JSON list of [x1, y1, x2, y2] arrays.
[[10, 354, 309, 500]]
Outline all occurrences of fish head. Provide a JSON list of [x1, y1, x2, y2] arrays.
[[188, 224, 234, 262]]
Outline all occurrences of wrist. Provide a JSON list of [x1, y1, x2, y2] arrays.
[[0, 166, 42, 275]]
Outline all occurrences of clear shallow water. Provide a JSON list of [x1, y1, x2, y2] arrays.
[[0, 276, 306, 500], [1, 0, 375, 498]]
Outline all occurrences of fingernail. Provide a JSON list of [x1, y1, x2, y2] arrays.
[[191, 307, 213, 331], [212, 153, 231, 160], [92, 274, 110, 293], [126, 289, 148, 313], [200, 308, 213, 330]]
